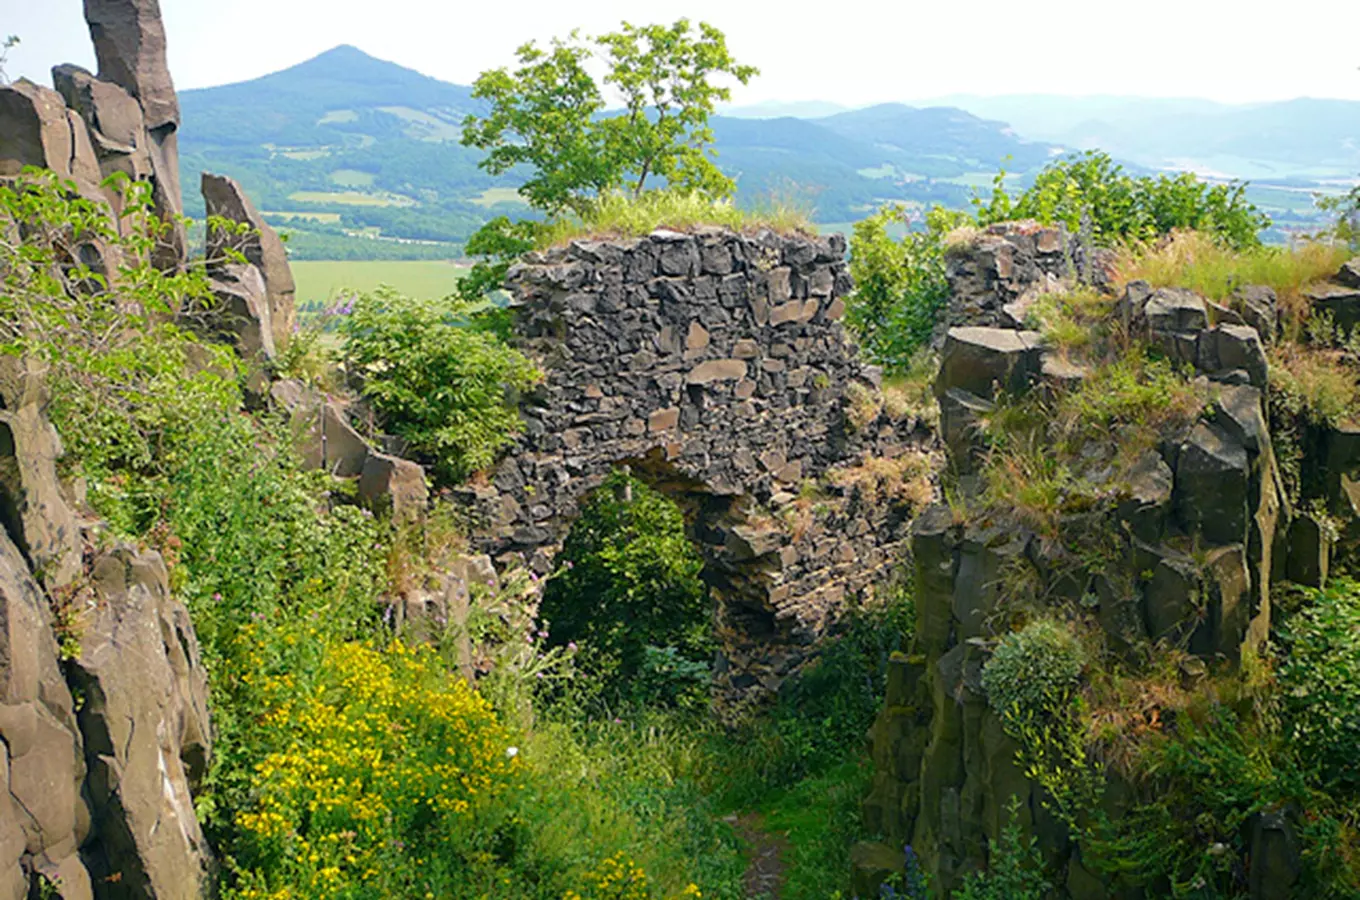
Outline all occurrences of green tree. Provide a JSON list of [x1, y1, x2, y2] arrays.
[[458, 20, 756, 303], [462, 19, 756, 214]]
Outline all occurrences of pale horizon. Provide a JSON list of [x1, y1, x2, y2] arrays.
[[8, 0, 1360, 107]]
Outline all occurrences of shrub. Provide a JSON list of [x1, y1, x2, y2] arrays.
[[540, 471, 710, 704], [955, 799, 1051, 900], [337, 288, 541, 482], [231, 639, 521, 898], [981, 620, 1085, 722], [975, 150, 1270, 249], [847, 204, 968, 371], [1277, 579, 1360, 792]]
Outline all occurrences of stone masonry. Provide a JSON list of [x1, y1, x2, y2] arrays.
[[460, 227, 934, 697]]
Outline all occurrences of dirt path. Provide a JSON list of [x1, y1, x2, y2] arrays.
[[726, 812, 789, 900]]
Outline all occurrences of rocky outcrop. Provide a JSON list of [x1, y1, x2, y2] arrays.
[[0, 357, 216, 899], [457, 228, 934, 697], [0, 531, 94, 900], [0, 358, 83, 590], [70, 547, 213, 898], [82, 0, 183, 270], [202, 173, 297, 353], [0, 79, 105, 204], [270, 379, 430, 521], [859, 234, 1302, 897]]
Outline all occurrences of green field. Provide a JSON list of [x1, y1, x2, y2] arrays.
[[265, 210, 342, 223], [292, 260, 469, 305], [470, 187, 528, 208], [288, 190, 416, 207]]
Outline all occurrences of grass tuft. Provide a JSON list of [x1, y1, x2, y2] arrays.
[[536, 190, 815, 248]]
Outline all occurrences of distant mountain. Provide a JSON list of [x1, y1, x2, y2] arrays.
[[720, 100, 849, 119], [917, 94, 1360, 179], [175, 46, 1066, 256]]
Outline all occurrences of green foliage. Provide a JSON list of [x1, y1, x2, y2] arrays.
[[847, 204, 968, 371], [1316, 182, 1360, 251], [1277, 579, 1360, 793], [955, 798, 1051, 900], [337, 287, 541, 481], [981, 620, 1085, 722], [541, 471, 710, 704], [462, 19, 755, 215], [974, 150, 1271, 249]]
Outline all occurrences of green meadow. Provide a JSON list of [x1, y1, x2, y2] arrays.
[[291, 259, 468, 306]]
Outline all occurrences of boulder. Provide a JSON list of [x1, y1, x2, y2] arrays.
[[1144, 287, 1210, 334], [70, 546, 213, 898], [82, 0, 179, 131], [1198, 324, 1268, 388], [1175, 420, 1250, 546], [0, 531, 94, 900], [358, 451, 428, 523], [935, 327, 1043, 400], [200, 262, 275, 360], [1116, 450, 1174, 543], [1144, 550, 1202, 646], [202, 173, 297, 350]]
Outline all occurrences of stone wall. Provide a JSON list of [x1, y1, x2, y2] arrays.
[[459, 227, 934, 697]]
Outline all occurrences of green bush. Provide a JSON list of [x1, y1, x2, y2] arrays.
[[540, 470, 710, 705], [337, 287, 541, 482], [981, 619, 1085, 722], [1278, 579, 1360, 792], [955, 798, 1051, 900], [847, 204, 966, 372], [974, 150, 1270, 249]]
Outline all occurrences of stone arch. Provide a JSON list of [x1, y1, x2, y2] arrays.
[[458, 227, 934, 697]]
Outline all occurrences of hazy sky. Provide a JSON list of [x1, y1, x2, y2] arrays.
[[7, 0, 1360, 105]]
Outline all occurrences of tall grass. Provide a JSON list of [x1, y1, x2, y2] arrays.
[[536, 190, 814, 247], [1116, 230, 1349, 327]]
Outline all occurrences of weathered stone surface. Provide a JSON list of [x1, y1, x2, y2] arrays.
[[199, 262, 275, 359], [935, 327, 1043, 401], [1175, 420, 1249, 546], [203, 173, 297, 351], [72, 546, 213, 898], [1306, 282, 1360, 337], [0, 358, 83, 590], [938, 388, 993, 474], [1116, 450, 1173, 543], [270, 379, 371, 477], [358, 451, 428, 523], [1232, 284, 1278, 344], [0, 531, 94, 900], [82, 0, 179, 131], [1198, 324, 1268, 387], [1285, 514, 1329, 588], [1248, 809, 1300, 900], [0, 80, 103, 196], [1336, 257, 1360, 290], [849, 842, 904, 899], [1144, 287, 1209, 334], [686, 359, 748, 384], [51, 64, 151, 187]]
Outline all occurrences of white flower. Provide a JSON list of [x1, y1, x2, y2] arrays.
[[505, 746, 519, 759]]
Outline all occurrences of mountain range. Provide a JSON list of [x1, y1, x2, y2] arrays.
[[176, 45, 1359, 259]]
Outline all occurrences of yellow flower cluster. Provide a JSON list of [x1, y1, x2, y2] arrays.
[[234, 638, 520, 897], [563, 853, 702, 900]]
